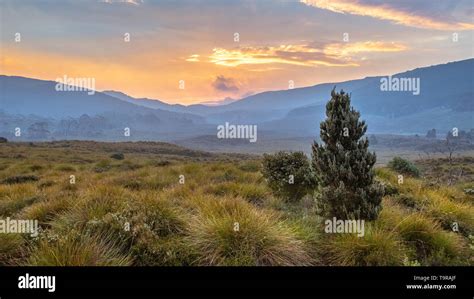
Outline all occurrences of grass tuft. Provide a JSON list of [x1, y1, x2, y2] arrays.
[[187, 196, 314, 266]]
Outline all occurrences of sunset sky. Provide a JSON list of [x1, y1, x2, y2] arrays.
[[1, 0, 473, 104]]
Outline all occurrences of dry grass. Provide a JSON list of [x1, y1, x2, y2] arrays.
[[187, 196, 314, 266], [0, 141, 472, 266]]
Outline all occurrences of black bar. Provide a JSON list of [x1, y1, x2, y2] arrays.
[[0, 267, 471, 298]]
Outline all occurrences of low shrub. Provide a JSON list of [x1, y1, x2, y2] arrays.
[[388, 157, 421, 177], [262, 151, 315, 202]]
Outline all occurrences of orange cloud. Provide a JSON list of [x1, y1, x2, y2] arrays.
[[208, 45, 356, 67], [324, 41, 407, 57], [186, 54, 200, 62], [196, 42, 406, 68], [301, 0, 474, 31]]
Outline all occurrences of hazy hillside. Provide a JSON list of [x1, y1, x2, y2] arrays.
[[0, 76, 204, 120], [1, 59, 472, 146], [103, 90, 220, 116], [0, 76, 212, 141], [105, 59, 473, 134], [103, 90, 189, 112], [223, 59, 473, 116], [227, 59, 474, 135]]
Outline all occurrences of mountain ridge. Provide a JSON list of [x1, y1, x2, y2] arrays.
[[1, 58, 472, 144]]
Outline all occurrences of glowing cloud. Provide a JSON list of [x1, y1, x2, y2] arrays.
[[301, 0, 474, 30], [203, 42, 407, 68], [186, 54, 200, 62], [208, 45, 356, 67], [324, 41, 407, 57]]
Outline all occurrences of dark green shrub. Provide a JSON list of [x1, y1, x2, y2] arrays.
[[262, 151, 315, 202], [388, 157, 420, 177], [110, 153, 125, 160], [1, 175, 39, 184]]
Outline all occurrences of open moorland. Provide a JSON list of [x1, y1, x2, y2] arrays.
[[0, 141, 472, 266]]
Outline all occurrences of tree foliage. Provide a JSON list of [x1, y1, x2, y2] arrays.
[[312, 89, 383, 220]]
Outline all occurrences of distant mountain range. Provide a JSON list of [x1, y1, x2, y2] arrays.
[[105, 58, 474, 135], [0, 76, 211, 141], [198, 97, 238, 106], [1, 58, 472, 150]]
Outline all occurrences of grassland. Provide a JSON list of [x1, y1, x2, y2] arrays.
[[0, 141, 472, 266]]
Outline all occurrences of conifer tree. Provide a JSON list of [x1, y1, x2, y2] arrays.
[[312, 89, 383, 220]]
